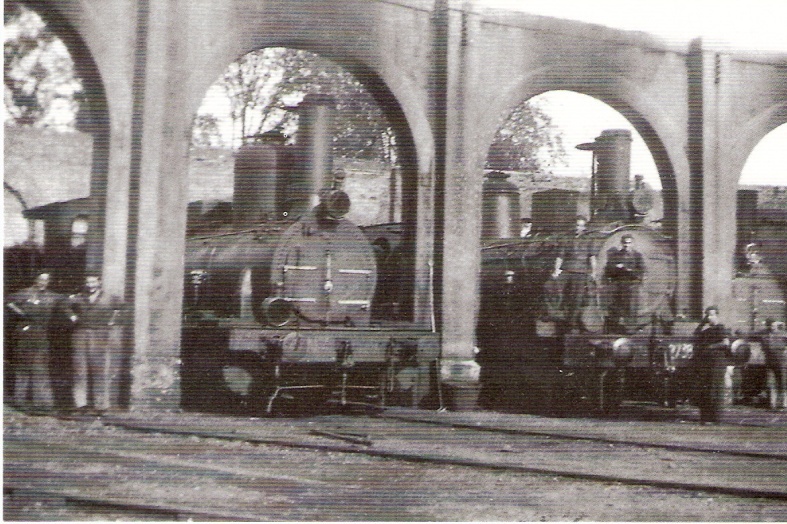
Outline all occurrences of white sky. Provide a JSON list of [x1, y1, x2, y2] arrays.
[[477, 0, 787, 187], [477, 0, 787, 52]]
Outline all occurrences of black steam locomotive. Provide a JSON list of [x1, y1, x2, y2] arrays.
[[180, 96, 439, 415], [476, 130, 787, 414]]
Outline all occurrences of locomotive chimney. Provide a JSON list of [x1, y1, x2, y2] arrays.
[[289, 94, 336, 217], [577, 129, 632, 223], [482, 171, 521, 239], [233, 132, 287, 225]]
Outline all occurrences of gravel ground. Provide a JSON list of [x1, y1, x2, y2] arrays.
[[4, 407, 787, 521]]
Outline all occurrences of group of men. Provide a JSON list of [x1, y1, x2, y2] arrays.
[[6, 272, 123, 415], [545, 215, 787, 423], [547, 215, 644, 334]]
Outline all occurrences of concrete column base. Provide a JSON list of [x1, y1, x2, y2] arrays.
[[440, 359, 481, 411]]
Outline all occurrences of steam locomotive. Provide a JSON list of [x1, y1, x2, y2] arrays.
[[180, 96, 439, 415], [476, 130, 787, 414]]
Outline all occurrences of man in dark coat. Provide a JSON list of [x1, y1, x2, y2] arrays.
[[605, 234, 645, 332], [67, 275, 123, 414], [759, 319, 787, 410], [693, 306, 731, 423], [5, 272, 64, 412], [552, 216, 598, 333]]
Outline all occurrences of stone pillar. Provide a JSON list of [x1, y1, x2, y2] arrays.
[[436, 4, 481, 407], [685, 39, 708, 318], [125, 0, 192, 410], [697, 45, 738, 322]]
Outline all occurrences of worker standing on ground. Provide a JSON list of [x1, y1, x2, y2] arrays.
[[693, 306, 731, 424], [67, 274, 124, 415], [5, 272, 64, 413]]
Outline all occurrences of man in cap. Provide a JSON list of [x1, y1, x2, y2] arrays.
[[551, 216, 598, 333], [5, 272, 65, 412]]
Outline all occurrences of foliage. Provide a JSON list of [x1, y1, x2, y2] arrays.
[[4, 5, 82, 129], [209, 48, 396, 163], [191, 114, 223, 148], [201, 47, 563, 173], [486, 99, 566, 175]]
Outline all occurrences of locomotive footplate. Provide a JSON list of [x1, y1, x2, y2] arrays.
[[181, 320, 440, 415]]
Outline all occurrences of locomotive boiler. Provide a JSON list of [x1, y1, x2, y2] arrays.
[[181, 95, 439, 415], [476, 129, 786, 414]]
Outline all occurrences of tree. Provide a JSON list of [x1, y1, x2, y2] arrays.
[[191, 114, 223, 147], [197, 48, 397, 163], [4, 5, 82, 129], [486, 99, 565, 176]]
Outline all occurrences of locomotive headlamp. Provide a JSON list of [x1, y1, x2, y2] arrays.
[[611, 337, 634, 365]]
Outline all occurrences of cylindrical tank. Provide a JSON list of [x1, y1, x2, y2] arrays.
[[234, 133, 287, 225], [578, 129, 632, 222], [531, 189, 580, 236], [290, 94, 336, 217], [482, 171, 521, 239]]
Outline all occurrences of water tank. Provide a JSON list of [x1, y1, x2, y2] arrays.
[[482, 171, 521, 239], [531, 189, 580, 236], [233, 134, 287, 224]]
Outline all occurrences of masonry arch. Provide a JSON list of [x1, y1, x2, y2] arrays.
[[186, 45, 425, 320], [484, 84, 680, 237], [4, 1, 110, 275]]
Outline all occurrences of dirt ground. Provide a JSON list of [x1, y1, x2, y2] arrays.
[[5, 406, 787, 522]]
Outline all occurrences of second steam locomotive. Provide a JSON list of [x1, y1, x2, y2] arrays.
[[477, 129, 786, 414]]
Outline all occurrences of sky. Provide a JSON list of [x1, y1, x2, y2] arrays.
[[475, 0, 787, 187], [478, 0, 787, 52]]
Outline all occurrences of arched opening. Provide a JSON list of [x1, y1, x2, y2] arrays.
[[4, 1, 111, 409], [477, 90, 674, 413], [732, 123, 787, 405], [4, 2, 109, 292], [180, 46, 428, 414]]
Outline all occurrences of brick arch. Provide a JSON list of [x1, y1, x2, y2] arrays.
[[7, 0, 111, 272], [733, 103, 787, 186], [485, 80, 682, 236]]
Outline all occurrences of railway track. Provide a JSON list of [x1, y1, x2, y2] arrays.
[[5, 407, 787, 520]]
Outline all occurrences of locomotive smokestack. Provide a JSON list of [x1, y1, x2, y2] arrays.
[[290, 94, 336, 216], [577, 129, 632, 223]]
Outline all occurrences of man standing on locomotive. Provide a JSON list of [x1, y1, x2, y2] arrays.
[[693, 306, 731, 424], [551, 216, 598, 333], [604, 234, 645, 333]]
